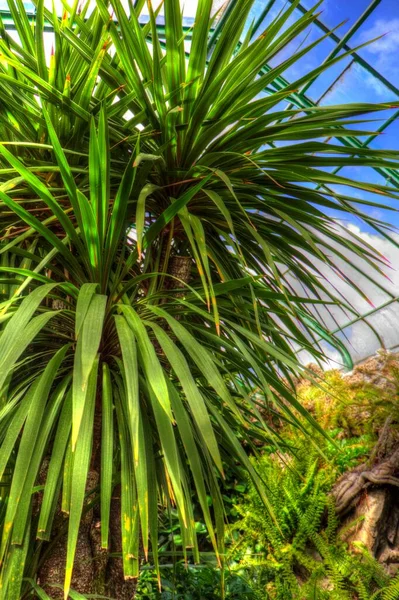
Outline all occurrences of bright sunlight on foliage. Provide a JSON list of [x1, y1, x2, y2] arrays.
[[0, 0, 399, 598]]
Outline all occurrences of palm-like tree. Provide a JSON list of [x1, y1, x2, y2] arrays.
[[0, 0, 398, 597]]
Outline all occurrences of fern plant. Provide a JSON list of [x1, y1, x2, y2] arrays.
[[381, 574, 399, 600], [232, 439, 393, 599]]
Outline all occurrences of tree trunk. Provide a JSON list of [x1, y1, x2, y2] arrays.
[[333, 417, 399, 575], [38, 390, 111, 597], [38, 470, 100, 598], [38, 256, 192, 597], [164, 255, 192, 294], [105, 486, 137, 600]]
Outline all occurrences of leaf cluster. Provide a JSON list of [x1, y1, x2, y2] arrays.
[[0, 0, 399, 597]]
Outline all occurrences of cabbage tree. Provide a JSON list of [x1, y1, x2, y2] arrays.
[[0, 0, 398, 597]]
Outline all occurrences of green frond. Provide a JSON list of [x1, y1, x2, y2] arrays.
[[0, 0, 398, 597]]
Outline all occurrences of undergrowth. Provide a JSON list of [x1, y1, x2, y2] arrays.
[[135, 362, 399, 600], [230, 436, 390, 599]]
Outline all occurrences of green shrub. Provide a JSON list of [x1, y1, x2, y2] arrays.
[[230, 437, 391, 599], [135, 562, 257, 600], [298, 367, 399, 437]]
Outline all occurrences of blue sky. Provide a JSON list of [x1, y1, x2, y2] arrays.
[[2, 0, 399, 358], [248, 0, 399, 231], [246, 1, 399, 365], [3, 0, 398, 235]]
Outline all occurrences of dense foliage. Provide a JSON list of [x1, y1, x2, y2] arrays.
[[232, 435, 382, 599], [298, 359, 399, 436], [0, 0, 399, 597], [134, 368, 399, 600]]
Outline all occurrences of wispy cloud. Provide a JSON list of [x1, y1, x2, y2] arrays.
[[359, 19, 399, 55], [357, 18, 399, 97]]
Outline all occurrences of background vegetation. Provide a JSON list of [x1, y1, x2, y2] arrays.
[[134, 363, 399, 599]]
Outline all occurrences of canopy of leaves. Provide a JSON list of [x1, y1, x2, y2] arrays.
[[0, 0, 398, 597]]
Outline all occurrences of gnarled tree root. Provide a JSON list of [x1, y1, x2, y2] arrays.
[[332, 418, 399, 574], [333, 418, 399, 517]]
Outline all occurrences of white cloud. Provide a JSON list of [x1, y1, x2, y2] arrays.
[[357, 18, 399, 97], [359, 19, 399, 55], [362, 73, 393, 98]]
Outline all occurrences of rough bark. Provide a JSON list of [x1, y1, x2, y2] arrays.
[[105, 486, 137, 600], [38, 470, 100, 598], [164, 255, 192, 294], [37, 387, 109, 597], [37, 479, 138, 599], [333, 417, 399, 575], [38, 255, 192, 597]]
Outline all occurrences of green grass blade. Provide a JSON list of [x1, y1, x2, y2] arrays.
[[151, 322, 223, 474], [65, 356, 99, 599], [119, 306, 173, 423], [38, 389, 72, 540], [72, 292, 106, 449], [0, 346, 68, 561], [100, 363, 114, 549]]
